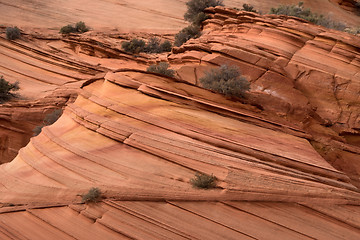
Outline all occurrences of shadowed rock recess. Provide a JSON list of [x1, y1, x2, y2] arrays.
[[0, 6, 360, 240]]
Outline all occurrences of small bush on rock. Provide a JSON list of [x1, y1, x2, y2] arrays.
[[6, 27, 21, 40], [60, 22, 89, 34], [174, 25, 201, 47], [241, 3, 257, 13], [190, 173, 217, 189], [75, 21, 89, 33], [0, 76, 19, 103], [184, 0, 224, 24], [122, 38, 146, 54], [123, 37, 172, 54], [160, 40, 172, 52], [270, 2, 347, 31], [147, 62, 175, 77], [200, 65, 250, 98], [82, 187, 102, 203]]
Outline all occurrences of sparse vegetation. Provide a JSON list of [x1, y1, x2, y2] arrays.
[[241, 3, 257, 13], [184, 0, 224, 24], [6, 27, 21, 40], [75, 21, 89, 33], [174, 25, 201, 47], [146, 62, 175, 77], [200, 65, 250, 98], [0, 76, 19, 103], [82, 187, 102, 203], [122, 38, 146, 54], [60, 21, 89, 34], [174, 0, 224, 47], [190, 173, 217, 189], [33, 109, 63, 136], [122, 37, 172, 54], [270, 2, 347, 31], [159, 40, 172, 52]]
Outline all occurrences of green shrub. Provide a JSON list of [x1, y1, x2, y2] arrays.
[[0, 76, 19, 103], [184, 0, 224, 24], [241, 3, 257, 13], [33, 109, 63, 136], [60, 24, 77, 34], [124, 37, 172, 54], [200, 65, 250, 98], [6, 27, 21, 40], [270, 2, 347, 31], [122, 38, 146, 54], [160, 40, 172, 52], [174, 25, 201, 47], [82, 187, 102, 203], [147, 62, 175, 77], [60, 22, 89, 34], [190, 173, 217, 189], [75, 21, 89, 33]]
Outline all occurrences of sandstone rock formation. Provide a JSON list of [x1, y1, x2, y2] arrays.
[[0, 3, 359, 239], [172, 6, 360, 187]]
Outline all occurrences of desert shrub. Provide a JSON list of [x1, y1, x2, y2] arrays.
[[270, 2, 347, 31], [60, 22, 89, 34], [6, 27, 21, 40], [241, 3, 257, 13], [75, 21, 89, 33], [60, 24, 77, 34], [200, 65, 250, 98], [147, 62, 175, 77], [124, 37, 172, 54], [33, 109, 63, 136], [160, 40, 172, 52], [122, 38, 146, 54], [82, 187, 101, 203], [144, 37, 161, 53], [174, 25, 201, 47], [0, 76, 20, 103], [184, 0, 224, 24], [192, 12, 211, 26], [190, 173, 217, 189]]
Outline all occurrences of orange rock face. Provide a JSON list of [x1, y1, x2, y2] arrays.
[[171, 6, 360, 186], [0, 3, 360, 239]]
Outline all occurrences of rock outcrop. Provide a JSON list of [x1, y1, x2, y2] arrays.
[[172, 6, 360, 186], [0, 5, 360, 240]]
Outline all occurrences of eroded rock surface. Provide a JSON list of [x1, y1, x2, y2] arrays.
[[0, 4, 360, 240], [171, 6, 360, 186]]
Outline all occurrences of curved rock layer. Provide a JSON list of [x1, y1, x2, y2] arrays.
[[0, 71, 360, 238], [0, 34, 105, 163], [171, 7, 360, 185], [0, 201, 360, 240]]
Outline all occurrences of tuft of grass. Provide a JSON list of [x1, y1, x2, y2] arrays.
[[0, 76, 20, 103], [6, 27, 21, 40], [82, 187, 102, 203], [147, 62, 175, 78], [200, 64, 250, 98], [190, 173, 217, 189]]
